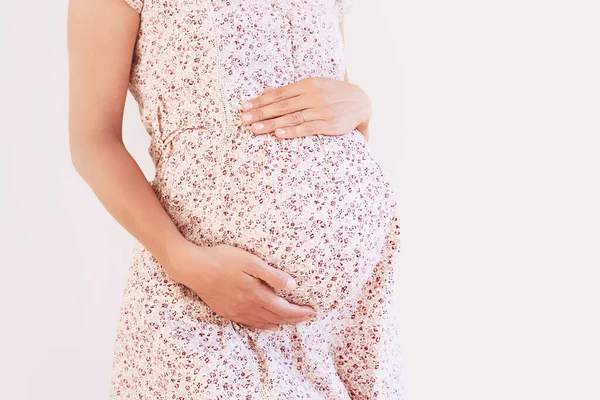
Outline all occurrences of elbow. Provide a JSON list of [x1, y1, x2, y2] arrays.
[[69, 135, 87, 174], [69, 130, 123, 175], [69, 132, 98, 176]]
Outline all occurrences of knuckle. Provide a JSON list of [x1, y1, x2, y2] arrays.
[[274, 87, 285, 100], [304, 121, 317, 133], [247, 262, 264, 278], [319, 90, 331, 104], [244, 255, 260, 271], [255, 285, 273, 301], [289, 111, 303, 124], [247, 251, 262, 264], [305, 77, 319, 90], [251, 255, 268, 271], [286, 112, 298, 124], [264, 119, 276, 130], [273, 273, 288, 288], [255, 109, 265, 120], [254, 292, 269, 306], [262, 298, 276, 311], [317, 78, 330, 91], [277, 99, 290, 111], [323, 106, 336, 120]]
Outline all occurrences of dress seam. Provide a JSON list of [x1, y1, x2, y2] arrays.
[[206, 2, 234, 137], [204, 1, 234, 247]]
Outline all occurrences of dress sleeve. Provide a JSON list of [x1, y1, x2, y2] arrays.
[[332, 0, 353, 22], [122, 0, 144, 14]]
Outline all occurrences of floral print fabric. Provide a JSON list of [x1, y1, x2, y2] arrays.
[[333, 0, 353, 22], [111, 0, 404, 398]]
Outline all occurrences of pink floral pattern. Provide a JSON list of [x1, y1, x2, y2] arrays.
[[111, 0, 404, 398]]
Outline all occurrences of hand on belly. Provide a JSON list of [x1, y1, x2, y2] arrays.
[[158, 124, 395, 315], [207, 161, 393, 313], [165, 242, 317, 331]]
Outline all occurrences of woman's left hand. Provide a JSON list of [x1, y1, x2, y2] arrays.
[[239, 76, 371, 140]]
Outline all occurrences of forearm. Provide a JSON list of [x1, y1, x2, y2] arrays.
[[352, 86, 371, 142], [70, 134, 187, 276], [355, 107, 371, 142], [343, 72, 371, 141]]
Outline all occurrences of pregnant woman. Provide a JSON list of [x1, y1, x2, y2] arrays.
[[68, 0, 404, 398]]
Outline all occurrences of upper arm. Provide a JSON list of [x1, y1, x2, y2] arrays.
[[67, 0, 141, 145]]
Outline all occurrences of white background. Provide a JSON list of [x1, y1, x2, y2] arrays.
[[1, 1, 599, 399]]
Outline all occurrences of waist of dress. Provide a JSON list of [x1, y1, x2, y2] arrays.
[[149, 126, 373, 208], [151, 123, 366, 173]]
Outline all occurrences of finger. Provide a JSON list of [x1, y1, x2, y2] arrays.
[[256, 306, 314, 325], [235, 317, 279, 330], [242, 80, 311, 112], [250, 107, 319, 136], [243, 255, 298, 290], [253, 280, 315, 319], [258, 289, 315, 319], [241, 93, 313, 126], [274, 120, 331, 139]]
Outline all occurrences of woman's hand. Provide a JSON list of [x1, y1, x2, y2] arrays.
[[166, 241, 316, 331], [239, 76, 372, 140]]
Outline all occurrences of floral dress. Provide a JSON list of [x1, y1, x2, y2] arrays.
[[110, 0, 405, 398]]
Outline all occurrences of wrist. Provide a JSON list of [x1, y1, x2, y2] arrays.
[[159, 235, 219, 285], [155, 232, 193, 281], [357, 118, 371, 141], [355, 85, 372, 139]]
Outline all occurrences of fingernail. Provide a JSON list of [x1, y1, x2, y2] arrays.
[[253, 122, 264, 130], [285, 277, 297, 289], [243, 113, 252, 121], [242, 101, 253, 111], [275, 128, 286, 136]]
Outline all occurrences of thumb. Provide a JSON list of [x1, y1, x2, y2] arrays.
[[245, 256, 297, 290]]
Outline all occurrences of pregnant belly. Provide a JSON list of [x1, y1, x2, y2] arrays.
[[152, 128, 397, 312]]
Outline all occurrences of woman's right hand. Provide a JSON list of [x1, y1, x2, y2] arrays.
[[164, 241, 315, 330]]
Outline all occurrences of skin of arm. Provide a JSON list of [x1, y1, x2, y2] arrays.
[[67, 0, 189, 277], [67, 0, 313, 330]]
